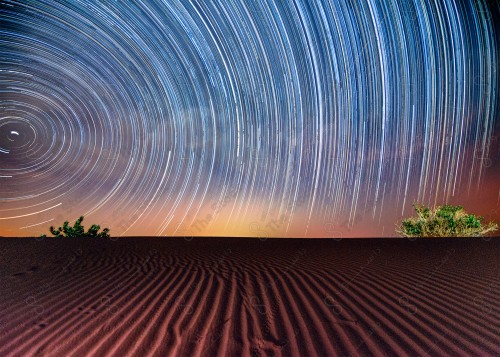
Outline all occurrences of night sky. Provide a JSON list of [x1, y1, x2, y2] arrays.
[[1, 0, 499, 238]]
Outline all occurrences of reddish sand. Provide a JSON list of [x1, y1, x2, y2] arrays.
[[0, 237, 498, 356]]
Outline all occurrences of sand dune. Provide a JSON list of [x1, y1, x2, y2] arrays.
[[0, 237, 498, 356]]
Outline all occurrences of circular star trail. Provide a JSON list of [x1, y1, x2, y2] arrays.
[[0, 0, 498, 237]]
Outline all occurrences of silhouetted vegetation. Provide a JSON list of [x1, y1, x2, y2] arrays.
[[40, 216, 110, 238], [398, 203, 498, 238]]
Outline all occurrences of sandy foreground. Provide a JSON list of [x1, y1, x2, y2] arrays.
[[0, 237, 498, 356]]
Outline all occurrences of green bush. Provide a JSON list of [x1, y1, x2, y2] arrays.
[[398, 203, 498, 238], [41, 216, 110, 238]]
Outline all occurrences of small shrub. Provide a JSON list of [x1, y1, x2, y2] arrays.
[[398, 203, 498, 238], [41, 216, 110, 238]]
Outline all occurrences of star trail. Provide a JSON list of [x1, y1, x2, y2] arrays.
[[0, 0, 498, 237]]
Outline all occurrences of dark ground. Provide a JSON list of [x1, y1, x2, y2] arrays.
[[0, 237, 499, 356]]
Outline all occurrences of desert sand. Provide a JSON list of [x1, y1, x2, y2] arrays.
[[0, 237, 498, 356]]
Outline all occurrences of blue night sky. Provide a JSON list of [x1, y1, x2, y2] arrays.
[[0, 0, 499, 237]]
